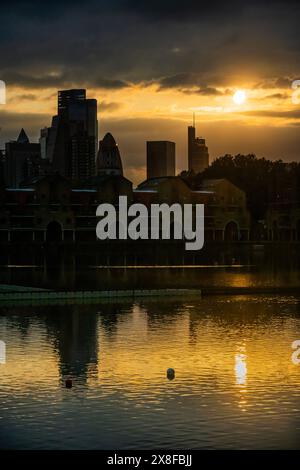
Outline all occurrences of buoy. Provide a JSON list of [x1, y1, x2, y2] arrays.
[[65, 378, 73, 388], [167, 368, 175, 380]]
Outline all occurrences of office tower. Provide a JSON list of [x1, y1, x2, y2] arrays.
[[39, 127, 49, 160], [43, 89, 98, 180], [146, 141, 175, 179], [4, 129, 41, 187], [188, 124, 209, 174], [58, 89, 86, 115], [97, 133, 123, 176]]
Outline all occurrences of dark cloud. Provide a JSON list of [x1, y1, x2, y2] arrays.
[[1, 71, 131, 90], [197, 87, 224, 96], [92, 78, 130, 89], [157, 74, 225, 94], [0, 0, 299, 92], [275, 77, 295, 88], [9, 93, 37, 103], [158, 73, 197, 89], [1, 72, 71, 89], [256, 77, 296, 89], [1, 0, 300, 170], [99, 101, 123, 112], [123, 0, 297, 22], [183, 87, 225, 96], [261, 93, 289, 100], [239, 109, 300, 119]]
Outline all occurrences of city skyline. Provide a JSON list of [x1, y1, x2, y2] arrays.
[[1, 1, 300, 455], [1, 1, 300, 184]]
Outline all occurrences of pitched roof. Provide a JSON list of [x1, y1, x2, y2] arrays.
[[17, 128, 30, 144]]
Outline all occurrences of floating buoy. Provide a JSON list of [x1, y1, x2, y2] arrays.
[[167, 368, 175, 380], [65, 378, 73, 388]]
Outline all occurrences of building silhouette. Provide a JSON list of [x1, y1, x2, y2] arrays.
[[97, 132, 123, 176], [42, 89, 98, 180], [146, 141, 175, 179], [188, 124, 209, 174], [4, 129, 41, 187], [58, 89, 86, 114]]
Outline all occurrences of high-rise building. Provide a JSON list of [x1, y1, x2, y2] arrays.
[[146, 141, 175, 179], [39, 127, 49, 160], [188, 124, 209, 174], [42, 89, 98, 180], [4, 129, 41, 187], [97, 133, 123, 176], [58, 89, 86, 115]]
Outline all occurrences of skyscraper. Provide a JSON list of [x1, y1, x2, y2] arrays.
[[146, 141, 175, 179], [188, 124, 209, 174], [58, 89, 86, 115], [42, 89, 98, 180], [97, 133, 123, 176], [4, 129, 41, 187]]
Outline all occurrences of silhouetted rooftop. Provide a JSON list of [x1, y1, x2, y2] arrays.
[[17, 128, 29, 144]]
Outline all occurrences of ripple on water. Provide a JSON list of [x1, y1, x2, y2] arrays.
[[0, 295, 300, 449]]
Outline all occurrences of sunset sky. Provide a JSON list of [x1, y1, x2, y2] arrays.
[[1, 0, 300, 184]]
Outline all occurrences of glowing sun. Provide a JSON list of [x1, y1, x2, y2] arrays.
[[233, 90, 247, 105]]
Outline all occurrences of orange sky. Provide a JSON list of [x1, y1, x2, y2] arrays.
[[2, 80, 300, 185]]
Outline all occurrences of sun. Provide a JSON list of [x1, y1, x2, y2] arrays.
[[233, 90, 247, 105]]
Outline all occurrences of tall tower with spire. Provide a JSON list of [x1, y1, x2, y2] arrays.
[[188, 116, 209, 174]]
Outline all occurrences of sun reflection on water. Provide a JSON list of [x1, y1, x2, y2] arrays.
[[0, 296, 300, 449]]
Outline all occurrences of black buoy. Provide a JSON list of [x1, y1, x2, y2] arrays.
[[167, 368, 175, 380], [65, 378, 73, 388]]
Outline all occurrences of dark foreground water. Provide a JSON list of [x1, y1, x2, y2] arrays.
[[1, 243, 300, 291], [0, 295, 300, 449]]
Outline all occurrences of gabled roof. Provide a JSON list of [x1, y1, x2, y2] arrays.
[[137, 176, 188, 190], [81, 174, 132, 189], [201, 179, 227, 188]]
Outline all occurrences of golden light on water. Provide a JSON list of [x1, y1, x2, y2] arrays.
[[235, 351, 247, 386], [1, 298, 300, 417]]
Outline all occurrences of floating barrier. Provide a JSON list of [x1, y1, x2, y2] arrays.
[[65, 378, 73, 389], [0, 286, 201, 306]]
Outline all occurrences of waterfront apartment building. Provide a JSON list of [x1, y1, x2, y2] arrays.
[[0, 174, 251, 245]]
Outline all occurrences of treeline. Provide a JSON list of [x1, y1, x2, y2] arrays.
[[180, 154, 300, 220]]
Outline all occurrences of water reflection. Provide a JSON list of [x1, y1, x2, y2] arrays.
[[0, 295, 300, 449], [1, 243, 300, 291], [44, 306, 99, 384], [235, 347, 247, 387], [235, 343, 248, 412]]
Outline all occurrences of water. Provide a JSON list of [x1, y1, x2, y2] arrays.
[[1, 243, 300, 291], [0, 295, 300, 449]]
